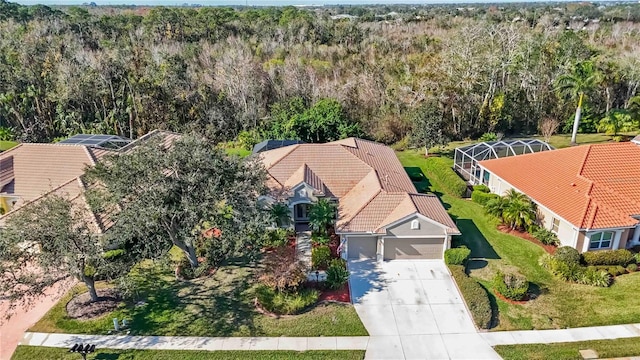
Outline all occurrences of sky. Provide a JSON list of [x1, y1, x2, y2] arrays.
[[13, 0, 594, 7]]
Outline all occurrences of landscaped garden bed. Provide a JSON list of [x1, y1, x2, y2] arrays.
[[30, 255, 367, 337]]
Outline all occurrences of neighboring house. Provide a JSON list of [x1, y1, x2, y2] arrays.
[[259, 138, 460, 261], [478, 141, 640, 253], [0, 130, 179, 229]]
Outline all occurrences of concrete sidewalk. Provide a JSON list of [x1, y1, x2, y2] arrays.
[[481, 323, 640, 346], [20, 332, 369, 352]]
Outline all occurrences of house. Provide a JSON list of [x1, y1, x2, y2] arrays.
[[0, 130, 179, 229], [259, 138, 460, 261], [478, 141, 640, 253]]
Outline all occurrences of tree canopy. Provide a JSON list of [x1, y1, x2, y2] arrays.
[[85, 134, 271, 269], [0, 195, 132, 306]]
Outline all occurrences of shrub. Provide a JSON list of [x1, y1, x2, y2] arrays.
[[473, 184, 490, 193], [255, 285, 319, 315], [311, 245, 331, 270], [493, 272, 529, 301], [103, 249, 126, 260], [627, 263, 638, 272], [582, 249, 635, 267], [554, 246, 581, 265], [328, 258, 346, 269], [259, 247, 308, 292], [616, 265, 627, 275], [471, 190, 500, 205], [326, 259, 349, 290], [448, 265, 492, 329], [311, 233, 330, 246], [607, 266, 624, 277], [635, 253, 640, 264], [423, 157, 467, 197], [578, 268, 612, 287], [177, 255, 209, 280], [261, 228, 289, 248], [540, 254, 583, 282], [479, 132, 498, 142], [532, 228, 560, 246], [444, 246, 471, 265]]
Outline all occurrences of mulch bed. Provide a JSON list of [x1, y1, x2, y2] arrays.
[[66, 288, 121, 321], [493, 289, 529, 305], [497, 225, 557, 254], [318, 283, 351, 303]]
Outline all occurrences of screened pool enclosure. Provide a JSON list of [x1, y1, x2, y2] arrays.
[[454, 139, 553, 184]]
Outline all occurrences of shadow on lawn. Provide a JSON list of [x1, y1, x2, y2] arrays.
[[125, 258, 259, 337], [404, 166, 451, 210], [453, 219, 500, 263]]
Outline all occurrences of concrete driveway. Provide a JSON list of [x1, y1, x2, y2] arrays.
[[349, 259, 500, 360]]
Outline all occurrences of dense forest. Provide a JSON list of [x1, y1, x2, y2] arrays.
[[0, 0, 639, 149]]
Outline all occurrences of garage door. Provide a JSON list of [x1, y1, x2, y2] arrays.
[[348, 236, 377, 259], [383, 238, 444, 260]]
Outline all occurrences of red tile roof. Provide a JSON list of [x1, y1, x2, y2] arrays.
[[480, 142, 640, 230], [260, 138, 459, 234]]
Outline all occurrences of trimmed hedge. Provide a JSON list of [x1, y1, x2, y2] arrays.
[[582, 249, 635, 267], [473, 184, 490, 193], [554, 246, 581, 265], [444, 246, 471, 265], [423, 157, 467, 198], [448, 265, 492, 329], [471, 190, 499, 205]]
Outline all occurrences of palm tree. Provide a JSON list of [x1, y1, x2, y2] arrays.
[[308, 199, 337, 235], [556, 61, 602, 145], [503, 199, 536, 231], [485, 197, 507, 223], [504, 189, 529, 204], [270, 202, 291, 227]]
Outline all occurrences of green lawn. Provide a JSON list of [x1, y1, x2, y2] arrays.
[[0, 140, 18, 151], [12, 347, 365, 360], [495, 338, 640, 360], [429, 132, 634, 157], [224, 147, 252, 158], [397, 150, 640, 330], [31, 259, 367, 337]]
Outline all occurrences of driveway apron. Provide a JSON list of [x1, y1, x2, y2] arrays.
[[349, 259, 500, 360]]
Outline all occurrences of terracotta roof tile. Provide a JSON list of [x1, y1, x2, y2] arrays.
[[261, 138, 458, 234], [480, 142, 640, 230]]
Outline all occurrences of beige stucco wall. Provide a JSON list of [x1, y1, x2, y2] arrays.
[[385, 216, 446, 237], [537, 205, 577, 248]]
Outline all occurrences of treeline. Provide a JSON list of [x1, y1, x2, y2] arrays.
[[0, 0, 639, 147]]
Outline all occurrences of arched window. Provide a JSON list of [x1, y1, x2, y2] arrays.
[[410, 219, 420, 230]]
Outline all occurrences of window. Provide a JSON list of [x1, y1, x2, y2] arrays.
[[483, 171, 491, 185], [551, 218, 560, 233], [589, 231, 614, 250], [410, 219, 420, 230]]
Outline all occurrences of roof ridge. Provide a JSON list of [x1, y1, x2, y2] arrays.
[[340, 186, 382, 230], [0, 176, 81, 220], [577, 145, 592, 177], [264, 144, 301, 170], [83, 146, 98, 166]]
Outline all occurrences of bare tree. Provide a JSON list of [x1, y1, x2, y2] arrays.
[[539, 117, 560, 142]]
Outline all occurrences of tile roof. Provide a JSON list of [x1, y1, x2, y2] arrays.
[[260, 138, 459, 234], [0, 143, 102, 207], [480, 141, 640, 230], [0, 130, 178, 230]]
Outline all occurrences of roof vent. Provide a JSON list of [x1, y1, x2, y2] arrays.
[[570, 183, 576, 187]]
